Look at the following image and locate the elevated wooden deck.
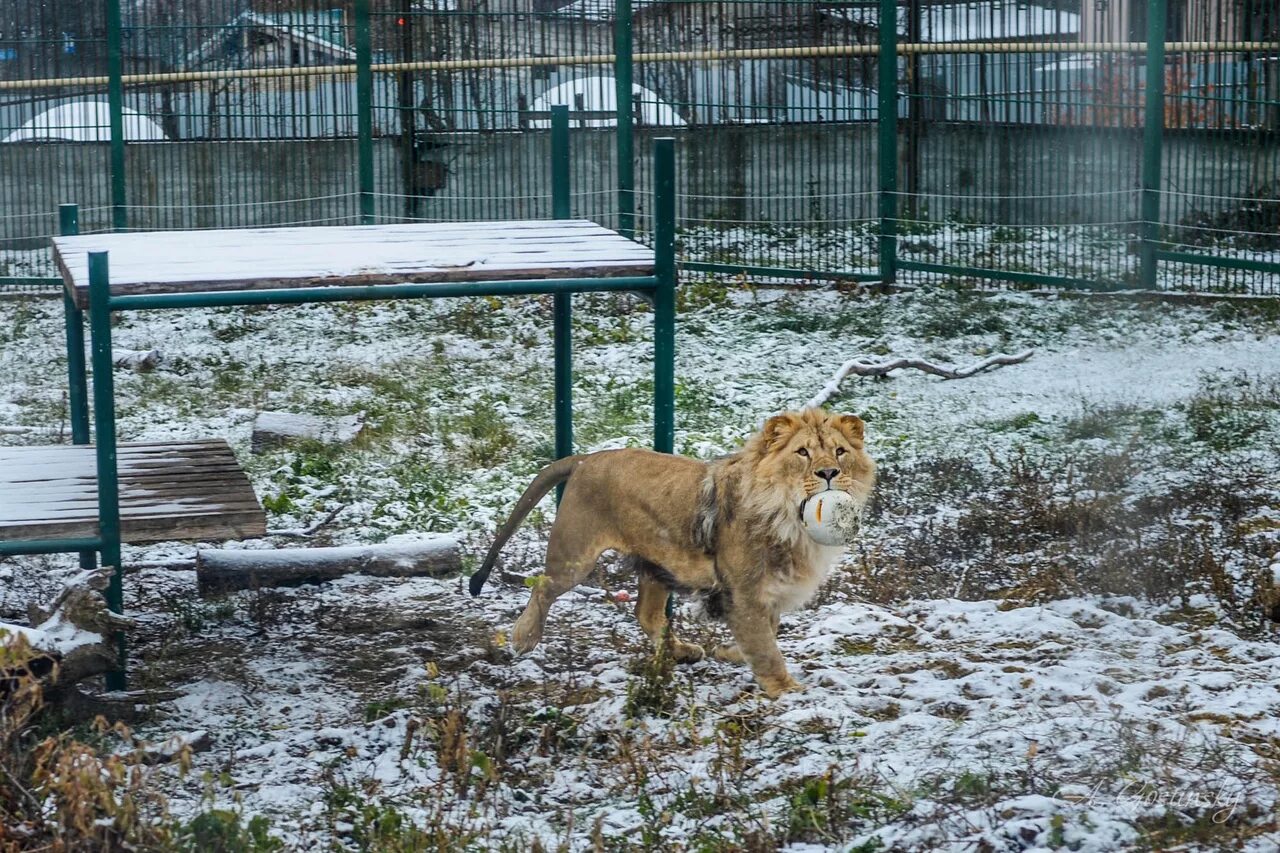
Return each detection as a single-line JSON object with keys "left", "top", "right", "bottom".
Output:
{"left": 52, "top": 220, "right": 655, "bottom": 306}
{"left": 0, "top": 440, "right": 266, "bottom": 544}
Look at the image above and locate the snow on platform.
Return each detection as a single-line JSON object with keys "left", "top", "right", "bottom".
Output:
{"left": 52, "top": 220, "right": 655, "bottom": 305}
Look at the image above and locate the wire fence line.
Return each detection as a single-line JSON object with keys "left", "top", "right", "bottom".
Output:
{"left": 0, "top": 0, "right": 1277, "bottom": 296}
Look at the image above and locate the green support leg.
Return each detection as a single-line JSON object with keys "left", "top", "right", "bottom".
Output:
{"left": 653, "top": 138, "right": 677, "bottom": 621}
{"left": 652, "top": 138, "right": 676, "bottom": 457}
{"left": 551, "top": 106, "right": 574, "bottom": 501}
{"left": 60, "top": 203, "right": 96, "bottom": 574}
{"left": 88, "top": 252, "right": 125, "bottom": 690}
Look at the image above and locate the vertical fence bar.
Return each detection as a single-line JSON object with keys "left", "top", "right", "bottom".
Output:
{"left": 652, "top": 137, "right": 675, "bottom": 456}
{"left": 88, "top": 252, "right": 125, "bottom": 690}
{"left": 105, "top": 0, "right": 127, "bottom": 231}
{"left": 614, "top": 0, "right": 635, "bottom": 238}
{"left": 1140, "top": 0, "right": 1167, "bottom": 290}
{"left": 877, "top": 0, "right": 898, "bottom": 286}
{"left": 61, "top": 204, "right": 96, "bottom": 576}
{"left": 552, "top": 106, "right": 573, "bottom": 501}
{"left": 355, "top": 0, "right": 375, "bottom": 224}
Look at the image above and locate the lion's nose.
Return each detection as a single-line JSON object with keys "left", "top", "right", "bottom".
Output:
{"left": 816, "top": 467, "right": 839, "bottom": 484}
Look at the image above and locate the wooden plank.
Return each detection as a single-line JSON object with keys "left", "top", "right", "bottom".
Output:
{"left": 53, "top": 220, "right": 656, "bottom": 304}
{"left": 0, "top": 440, "right": 266, "bottom": 545}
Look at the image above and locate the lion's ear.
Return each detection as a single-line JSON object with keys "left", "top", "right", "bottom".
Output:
{"left": 832, "top": 413, "right": 865, "bottom": 444}
{"left": 762, "top": 412, "right": 802, "bottom": 449}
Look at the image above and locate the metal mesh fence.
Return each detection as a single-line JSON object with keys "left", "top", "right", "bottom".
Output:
{"left": 0, "top": 0, "right": 1277, "bottom": 296}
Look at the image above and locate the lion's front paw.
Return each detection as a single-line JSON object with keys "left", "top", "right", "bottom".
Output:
{"left": 511, "top": 615, "right": 543, "bottom": 655}
{"left": 712, "top": 643, "right": 746, "bottom": 664}
{"left": 758, "top": 673, "right": 802, "bottom": 699}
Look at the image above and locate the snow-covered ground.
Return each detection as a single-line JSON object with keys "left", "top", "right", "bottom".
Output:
{"left": 2, "top": 283, "right": 1280, "bottom": 850}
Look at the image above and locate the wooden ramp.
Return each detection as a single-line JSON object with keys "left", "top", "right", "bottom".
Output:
{"left": 0, "top": 440, "right": 266, "bottom": 544}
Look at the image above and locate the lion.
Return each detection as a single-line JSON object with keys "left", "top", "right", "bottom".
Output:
{"left": 468, "top": 408, "right": 876, "bottom": 697}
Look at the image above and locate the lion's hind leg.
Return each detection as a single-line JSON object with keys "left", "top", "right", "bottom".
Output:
{"left": 635, "top": 565, "right": 705, "bottom": 663}
{"left": 511, "top": 524, "right": 603, "bottom": 655}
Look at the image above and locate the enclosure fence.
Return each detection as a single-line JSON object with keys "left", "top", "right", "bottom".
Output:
{"left": 1, "top": 0, "right": 1277, "bottom": 295}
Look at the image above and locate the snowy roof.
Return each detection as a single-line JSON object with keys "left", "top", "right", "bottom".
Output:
{"left": 184, "top": 10, "right": 355, "bottom": 69}
{"left": 547, "top": 0, "right": 668, "bottom": 22}
{"left": 2, "top": 101, "right": 168, "bottom": 143}
{"left": 824, "top": 2, "right": 1079, "bottom": 42}
{"left": 529, "top": 76, "right": 686, "bottom": 128}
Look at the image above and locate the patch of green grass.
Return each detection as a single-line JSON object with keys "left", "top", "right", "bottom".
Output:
{"left": 1181, "top": 374, "right": 1279, "bottom": 452}
{"left": 363, "top": 698, "right": 409, "bottom": 722}
{"left": 372, "top": 454, "right": 471, "bottom": 536}
{"left": 624, "top": 630, "right": 678, "bottom": 719}
{"left": 177, "top": 810, "right": 283, "bottom": 852}
{"left": 1062, "top": 402, "right": 1158, "bottom": 442}
{"left": 678, "top": 277, "right": 733, "bottom": 312}
{"left": 578, "top": 377, "right": 651, "bottom": 448}
{"left": 986, "top": 411, "right": 1043, "bottom": 433}
{"left": 438, "top": 397, "right": 520, "bottom": 466}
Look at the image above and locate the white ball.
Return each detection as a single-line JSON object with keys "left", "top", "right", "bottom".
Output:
{"left": 800, "top": 489, "right": 862, "bottom": 546}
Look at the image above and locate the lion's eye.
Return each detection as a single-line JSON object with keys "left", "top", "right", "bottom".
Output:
{"left": 796, "top": 448, "right": 809, "bottom": 458}
{"left": 836, "top": 447, "right": 847, "bottom": 457}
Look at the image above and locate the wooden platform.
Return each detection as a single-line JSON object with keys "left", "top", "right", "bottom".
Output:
{"left": 0, "top": 440, "right": 266, "bottom": 544}
{"left": 52, "top": 220, "right": 655, "bottom": 306}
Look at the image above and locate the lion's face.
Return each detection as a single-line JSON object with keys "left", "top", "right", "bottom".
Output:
{"left": 748, "top": 408, "right": 876, "bottom": 506}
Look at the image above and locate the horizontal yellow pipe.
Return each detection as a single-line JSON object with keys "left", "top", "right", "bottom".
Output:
{"left": 0, "top": 41, "right": 1276, "bottom": 92}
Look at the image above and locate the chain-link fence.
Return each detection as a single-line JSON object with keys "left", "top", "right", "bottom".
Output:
{"left": 1, "top": 1, "right": 1277, "bottom": 295}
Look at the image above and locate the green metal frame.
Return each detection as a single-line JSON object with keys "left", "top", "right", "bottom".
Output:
{"left": 877, "top": 0, "right": 899, "bottom": 288}
{"left": 552, "top": 107, "right": 574, "bottom": 501}
{"left": 1154, "top": 251, "right": 1280, "bottom": 276}
{"left": 105, "top": 0, "right": 127, "bottom": 232}
{"left": 614, "top": 0, "right": 635, "bottom": 239}
{"left": 1139, "top": 0, "right": 1168, "bottom": 290}
{"left": 355, "top": 0, "right": 375, "bottom": 225}
{"left": 9, "top": 137, "right": 679, "bottom": 688}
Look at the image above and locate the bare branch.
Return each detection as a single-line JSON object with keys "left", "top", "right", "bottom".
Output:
{"left": 807, "top": 349, "right": 1035, "bottom": 409}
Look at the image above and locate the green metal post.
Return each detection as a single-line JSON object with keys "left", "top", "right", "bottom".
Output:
{"left": 355, "top": 0, "right": 375, "bottom": 224}
{"left": 88, "top": 252, "right": 125, "bottom": 691}
{"left": 552, "top": 107, "right": 573, "bottom": 500}
{"left": 105, "top": 0, "right": 127, "bottom": 231}
{"left": 1140, "top": 0, "right": 1167, "bottom": 290}
{"left": 614, "top": 0, "right": 635, "bottom": 238}
{"left": 61, "top": 204, "right": 96, "bottom": 575}
{"left": 653, "top": 137, "right": 676, "bottom": 457}
{"left": 60, "top": 205, "right": 90, "bottom": 446}
{"left": 877, "top": 0, "right": 898, "bottom": 286}
{"left": 654, "top": 136, "right": 677, "bottom": 620}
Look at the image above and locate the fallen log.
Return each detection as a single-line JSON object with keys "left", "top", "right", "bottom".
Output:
{"left": 113, "top": 348, "right": 163, "bottom": 373}
{"left": 196, "top": 537, "right": 462, "bottom": 594}
{"left": 251, "top": 410, "right": 365, "bottom": 453}
{"left": 1, "top": 567, "right": 134, "bottom": 717}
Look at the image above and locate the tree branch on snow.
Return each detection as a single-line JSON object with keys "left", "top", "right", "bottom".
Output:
{"left": 266, "top": 503, "right": 348, "bottom": 539}
{"left": 806, "top": 349, "right": 1035, "bottom": 409}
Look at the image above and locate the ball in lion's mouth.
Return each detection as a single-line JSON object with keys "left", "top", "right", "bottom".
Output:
{"left": 800, "top": 489, "right": 862, "bottom": 546}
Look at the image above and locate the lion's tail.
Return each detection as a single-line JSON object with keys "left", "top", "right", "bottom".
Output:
{"left": 469, "top": 455, "right": 585, "bottom": 596}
